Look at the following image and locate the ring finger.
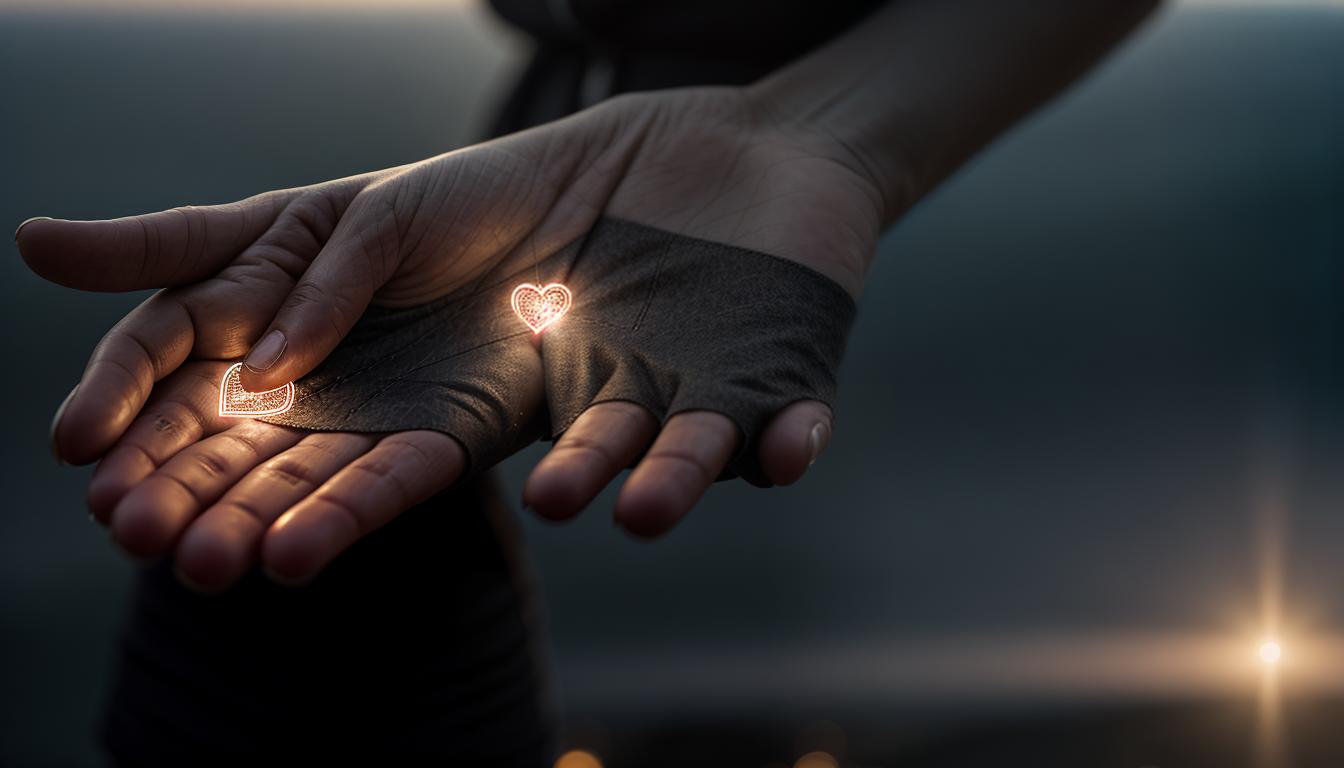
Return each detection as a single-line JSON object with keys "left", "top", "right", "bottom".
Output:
{"left": 174, "top": 431, "right": 379, "bottom": 592}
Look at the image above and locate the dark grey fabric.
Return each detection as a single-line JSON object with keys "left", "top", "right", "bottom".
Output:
{"left": 104, "top": 476, "right": 555, "bottom": 766}
{"left": 263, "top": 218, "right": 855, "bottom": 481}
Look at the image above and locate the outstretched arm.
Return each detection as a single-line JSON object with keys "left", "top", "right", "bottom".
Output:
{"left": 754, "top": 0, "right": 1162, "bottom": 230}
{"left": 17, "top": 1, "right": 1160, "bottom": 589}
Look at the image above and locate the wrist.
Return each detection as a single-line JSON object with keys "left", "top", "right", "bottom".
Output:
{"left": 743, "top": 79, "right": 913, "bottom": 229}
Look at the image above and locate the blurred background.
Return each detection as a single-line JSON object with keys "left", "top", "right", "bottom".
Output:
{"left": 2, "top": 0, "right": 1342, "bottom": 765}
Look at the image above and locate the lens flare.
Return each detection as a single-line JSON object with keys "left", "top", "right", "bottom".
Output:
{"left": 1258, "top": 641, "right": 1282, "bottom": 665}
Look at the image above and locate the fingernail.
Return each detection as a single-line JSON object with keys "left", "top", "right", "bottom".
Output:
{"left": 264, "top": 566, "right": 315, "bottom": 589}
{"left": 807, "top": 421, "right": 831, "bottom": 466}
{"left": 173, "top": 567, "right": 218, "bottom": 595}
{"left": 50, "top": 384, "right": 78, "bottom": 465}
{"left": 14, "top": 215, "right": 52, "bottom": 243}
{"left": 244, "top": 330, "right": 286, "bottom": 373}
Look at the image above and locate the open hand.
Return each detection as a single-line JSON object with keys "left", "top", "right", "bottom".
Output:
{"left": 20, "top": 87, "right": 884, "bottom": 588}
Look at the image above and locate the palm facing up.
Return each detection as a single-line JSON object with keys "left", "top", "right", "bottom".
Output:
{"left": 20, "top": 87, "right": 883, "bottom": 590}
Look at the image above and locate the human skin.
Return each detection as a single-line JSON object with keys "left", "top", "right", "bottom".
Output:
{"left": 17, "top": 0, "right": 1159, "bottom": 590}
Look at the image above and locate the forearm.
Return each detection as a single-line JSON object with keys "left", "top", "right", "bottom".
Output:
{"left": 751, "top": 0, "right": 1162, "bottom": 225}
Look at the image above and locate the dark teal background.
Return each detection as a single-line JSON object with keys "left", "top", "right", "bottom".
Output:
{"left": 2, "top": 4, "right": 1341, "bottom": 764}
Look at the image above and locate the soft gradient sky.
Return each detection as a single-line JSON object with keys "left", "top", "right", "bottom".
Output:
{"left": 0, "top": 0, "right": 1339, "bottom": 10}
{"left": 0, "top": 0, "right": 475, "bottom": 10}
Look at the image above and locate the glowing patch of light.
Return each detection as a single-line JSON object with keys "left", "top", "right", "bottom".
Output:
{"left": 553, "top": 749, "right": 602, "bottom": 768}
{"left": 511, "top": 282, "right": 572, "bottom": 334}
{"left": 218, "top": 362, "right": 295, "bottom": 417}
{"left": 794, "top": 752, "right": 839, "bottom": 768}
{"left": 1258, "top": 641, "right": 1282, "bottom": 665}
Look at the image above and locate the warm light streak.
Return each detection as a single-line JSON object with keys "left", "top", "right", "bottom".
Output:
{"left": 1249, "top": 443, "right": 1291, "bottom": 768}
{"left": 511, "top": 282, "right": 572, "bottom": 334}
{"left": 560, "top": 632, "right": 1344, "bottom": 709}
{"left": 218, "top": 362, "right": 295, "bottom": 417}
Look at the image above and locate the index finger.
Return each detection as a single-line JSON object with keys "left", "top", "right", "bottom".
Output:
{"left": 16, "top": 190, "right": 297, "bottom": 292}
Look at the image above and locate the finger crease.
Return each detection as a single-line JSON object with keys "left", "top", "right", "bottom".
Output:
{"left": 644, "top": 449, "right": 715, "bottom": 486}
{"left": 311, "top": 492, "right": 367, "bottom": 539}
{"left": 553, "top": 440, "right": 621, "bottom": 475}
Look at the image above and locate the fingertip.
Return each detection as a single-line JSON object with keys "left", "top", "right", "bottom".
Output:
{"left": 173, "top": 565, "right": 223, "bottom": 595}
{"left": 246, "top": 263, "right": 381, "bottom": 392}
{"left": 13, "top": 215, "right": 53, "bottom": 242}
{"left": 807, "top": 421, "right": 832, "bottom": 465}
{"left": 612, "top": 485, "right": 680, "bottom": 539}
{"left": 175, "top": 523, "right": 247, "bottom": 594}
{"left": 56, "top": 387, "right": 139, "bottom": 466}
{"left": 610, "top": 410, "right": 736, "bottom": 537}
{"left": 521, "top": 466, "right": 586, "bottom": 522}
{"left": 260, "top": 516, "right": 316, "bottom": 586}
{"left": 49, "top": 384, "right": 78, "bottom": 466}
{"left": 13, "top": 216, "right": 59, "bottom": 272}
{"left": 87, "top": 446, "right": 157, "bottom": 523}
{"left": 260, "top": 507, "right": 346, "bottom": 587}
{"left": 758, "top": 401, "right": 833, "bottom": 486}
{"left": 524, "top": 401, "right": 660, "bottom": 523}
{"left": 109, "top": 471, "right": 204, "bottom": 560}
{"left": 238, "top": 329, "right": 290, "bottom": 391}
{"left": 14, "top": 218, "right": 125, "bottom": 290}
{"left": 109, "top": 498, "right": 177, "bottom": 561}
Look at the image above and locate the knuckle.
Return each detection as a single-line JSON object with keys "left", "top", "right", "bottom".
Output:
{"left": 262, "top": 458, "right": 317, "bottom": 487}
{"left": 190, "top": 450, "right": 231, "bottom": 478}
{"left": 644, "top": 449, "right": 713, "bottom": 485}
{"left": 282, "top": 279, "right": 333, "bottom": 309}
{"left": 352, "top": 458, "right": 394, "bottom": 479}
{"left": 283, "top": 280, "right": 357, "bottom": 338}
{"left": 146, "top": 401, "right": 205, "bottom": 438}
{"left": 595, "top": 400, "right": 655, "bottom": 428}
{"left": 312, "top": 492, "right": 366, "bottom": 537}
{"left": 215, "top": 430, "right": 262, "bottom": 458}
{"left": 350, "top": 459, "right": 412, "bottom": 508}
{"left": 218, "top": 497, "right": 268, "bottom": 526}
{"left": 554, "top": 436, "right": 621, "bottom": 474}
{"left": 379, "top": 436, "right": 438, "bottom": 467}
{"left": 287, "top": 190, "right": 344, "bottom": 245}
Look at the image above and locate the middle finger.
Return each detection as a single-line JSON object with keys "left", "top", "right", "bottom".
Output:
{"left": 174, "top": 431, "right": 378, "bottom": 591}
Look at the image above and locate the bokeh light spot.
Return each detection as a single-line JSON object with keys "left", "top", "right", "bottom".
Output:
{"left": 554, "top": 748, "right": 603, "bottom": 768}
{"left": 794, "top": 751, "right": 839, "bottom": 768}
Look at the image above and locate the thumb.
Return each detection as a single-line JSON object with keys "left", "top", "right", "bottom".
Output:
{"left": 236, "top": 193, "right": 394, "bottom": 392}
{"left": 14, "top": 189, "right": 301, "bottom": 292}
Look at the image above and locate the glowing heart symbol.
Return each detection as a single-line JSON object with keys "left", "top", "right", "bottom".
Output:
{"left": 218, "top": 362, "right": 295, "bottom": 418}
{"left": 511, "top": 282, "right": 572, "bottom": 334}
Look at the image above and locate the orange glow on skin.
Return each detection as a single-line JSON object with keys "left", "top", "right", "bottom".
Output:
{"left": 218, "top": 362, "right": 296, "bottom": 417}
{"left": 512, "top": 282, "right": 572, "bottom": 334}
